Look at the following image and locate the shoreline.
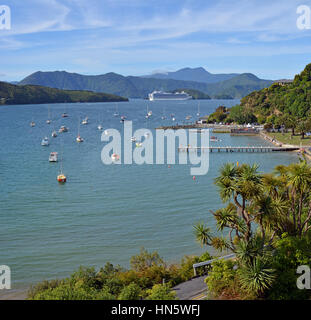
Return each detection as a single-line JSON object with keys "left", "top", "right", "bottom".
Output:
{"left": 260, "top": 131, "right": 311, "bottom": 159}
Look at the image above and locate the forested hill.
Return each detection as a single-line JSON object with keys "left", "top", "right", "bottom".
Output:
{"left": 0, "top": 81, "right": 128, "bottom": 105}
{"left": 19, "top": 70, "right": 272, "bottom": 99}
{"left": 237, "top": 63, "right": 311, "bottom": 123}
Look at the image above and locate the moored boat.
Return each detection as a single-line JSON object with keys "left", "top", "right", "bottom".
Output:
{"left": 41, "top": 137, "right": 49, "bottom": 146}
{"left": 59, "top": 126, "right": 68, "bottom": 133}
{"left": 49, "top": 152, "right": 58, "bottom": 162}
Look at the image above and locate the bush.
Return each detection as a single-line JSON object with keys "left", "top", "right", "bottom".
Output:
{"left": 268, "top": 235, "right": 311, "bottom": 300}
{"left": 145, "top": 284, "right": 177, "bottom": 300}
{"left": 118, "top": 283, "right": 142, "bottom": 300}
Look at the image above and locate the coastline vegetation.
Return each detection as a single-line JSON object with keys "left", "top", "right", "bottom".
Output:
{"left": 205, "top": 63, "right": 311, "bottom": 145}
{"left": 195, "top": 159, "right": 311, "bottom": 300}
{"left": 27, "top": 248, "right": 212, "bottom": 300}
{"left": 0, "top": 81, "right": 128, "bottom": 105}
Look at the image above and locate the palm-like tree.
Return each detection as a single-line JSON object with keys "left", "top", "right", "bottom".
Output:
{"left": 238, "top": 256, "right": 276, "bottom": 297}
{"left": 193, "top": 223, "right": 213, "bottom": 247}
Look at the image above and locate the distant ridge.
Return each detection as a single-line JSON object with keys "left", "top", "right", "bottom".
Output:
{"left": 19, "top": 70, "right": 273, "bottom": 99}
{"left": 142, "top": 67, "right": 239, "bottom": 83}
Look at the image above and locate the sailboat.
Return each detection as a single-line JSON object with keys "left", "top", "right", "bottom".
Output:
{"left": 30, "top": 115, "right": 35, "bottom": 127}
{"left": 161, "top": 107, "right": 166, "bottom": 120}
{"left": 97, "top": 115, "right": 103, "bottom": 130}
{"left": 57, "top": 143, "right": 66, "bottom": 183}
{"left": 81, "top": 117, "right": 88, "bottom": 125}
{"left": 62, "top": 109, "right": 68, "bottom": 118}
{"left": 51, "top": 130, "right": 57, "bottom": 138}
{"left": 41, "top": 137, "right": 49, "bottom": 146}
{"left": 114, "top": 104, "right": 119, "bottom": 117}
{"left": 76, "top": 117, "right": 84, "bottom": 142}
{"left": 46, "top": 106, "right": 51, "bottom": 124}
{"left": 145, "top": 105, "right": 152, "bottom": 119}
{"left": 197, "top": 102, "right": 200, "bottom": 117}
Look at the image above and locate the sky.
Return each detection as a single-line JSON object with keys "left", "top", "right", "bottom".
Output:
{"left": 1, "top": 0, "right": 311, "bottom": 81}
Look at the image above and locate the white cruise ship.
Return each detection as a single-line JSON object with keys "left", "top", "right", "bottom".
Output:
{"left": 148, "top": 90, "right": 192, "bottom": 101}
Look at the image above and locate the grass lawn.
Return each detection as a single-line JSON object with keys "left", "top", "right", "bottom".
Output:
{"left": 266, "top": 132, "right": 311, "bottom": 146}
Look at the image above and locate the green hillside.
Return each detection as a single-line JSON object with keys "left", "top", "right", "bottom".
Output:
{"left": 0, "top": 81, "right": 128, "bottom": 105}
{"left": 19, "top": 71, "right": 272, "bottom": 99}
{"left": 207, "top": 63, "right": 311, "bottom": 139}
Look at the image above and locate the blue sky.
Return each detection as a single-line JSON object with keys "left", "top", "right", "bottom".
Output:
{"left": 1, "top": 0, "right": 311, "bottom": 81}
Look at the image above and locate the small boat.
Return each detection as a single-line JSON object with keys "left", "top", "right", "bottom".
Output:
{"left": 57, "top": 174, "right": 66, "bottom": 183}
{"left": 186, "top": 115, "right": 192, "bottom": 120}
{"left": 111, "top": 153, "right": 120, "bottom": 162}
{"left": 131, "top": 137, "right": 137, "bottom": 142}
{"left": 81, "top": 117, "right": 88, "bottom": 125}
{"left": 59, "top": 126, "right": 68, "bottom": 133}
{"left": 120, "top": 115, "right": 126, "bottom": 123}
{"left": 76, "top": 117, "right": 84, "bottom": 142}
{"left": 46, "top": 106, "right": 51, "bottom": 124}
{"left": 144, "top": 132, "right": 150, "bottom": 138}
{"left": 210, "top": 136, "right": 221, "bottom": 142}
{"left": 197, "top": 102, "right": 200, "bottom": 117}
{"left": 104, "top": 130, "right": 109, "bottom": 135}
{"left": 98, "top": 125, "right": 103, "bottom": 131}
{"left": 52, "top": 131, "right": 57, "bottom": 138}
{"left": 41, "top": 137, "right": 49, "bottom": 146}
{"left": 161, "top": 116, "right": 166, "bottom": 120}
{"left": 62, "top": 112, "right": 68, "bottom": 118}
{"left": 172, "top": 117, "right": 176, "bottom": 122}
{"left": 30, "top": 121, "right": 35, "bottom": 127}
{"left": 136, "top": 142, "right": 142, "bottom": 147}
{"left": 49, "top": 152, "right": 58, "bottom": 162}
{"left": 145, "top": 105, "right": 152, "bottom": 118}
{"left": 114, "top": 104, "right": 119, "bottom": 117}
{"left": 57, "top": 149, "right": 66, "bottom": 183}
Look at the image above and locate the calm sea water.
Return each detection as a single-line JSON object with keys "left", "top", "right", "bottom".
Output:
{"left": 0, "top": 99, "right": 298, "bottom": 294}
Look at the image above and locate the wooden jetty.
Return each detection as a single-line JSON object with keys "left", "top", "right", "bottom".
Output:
{"left": 178, "top": 146, "right": 300, "bottom": 153}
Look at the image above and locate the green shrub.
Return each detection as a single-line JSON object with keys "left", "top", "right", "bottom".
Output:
{"left": 145, "top": 284, "right": 177, "bottom": 300}
{"left": 118, "top": 283, "right": 142, "bottom": 300}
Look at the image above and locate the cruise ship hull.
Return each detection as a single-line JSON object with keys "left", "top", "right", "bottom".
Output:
{"left": 148, "top": 91, "right": 192, "bottom": 101}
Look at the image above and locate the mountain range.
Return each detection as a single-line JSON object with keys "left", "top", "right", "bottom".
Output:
{"left": 143, "top": 67, "right": 239, "bottom": 83}
{"left": 19, "top": 67, "right": 273, "bottom": 99}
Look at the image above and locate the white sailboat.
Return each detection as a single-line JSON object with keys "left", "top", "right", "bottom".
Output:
{"left": 46, "top": 106, "right": 51, "bottom": 124}
{"left": 76, "top": 117, "right": 84, "bottom": 142}
{"left": 197, "top": 102, "right": 200, "bottom": 117}
{"left": 81, "top": 117, "right": 88, "bottom": 125}
{"left": 114, "top": 104, "right": 119, "bottom": 117}
{"left": 145, "top": 105, "right": 152, "bottom": 119}
{"left": 161, "top": 107, "right": 166, "bottom": 120}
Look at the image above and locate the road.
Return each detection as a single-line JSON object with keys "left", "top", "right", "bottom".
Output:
{"left": 173, "top": 276, "right": 208, "bottom": 300}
